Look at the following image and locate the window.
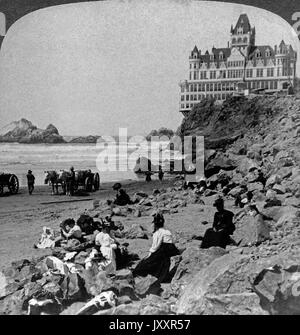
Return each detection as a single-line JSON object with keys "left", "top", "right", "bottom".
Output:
{"left": 186, "top": 95, "right": 189, "bottom": 101}
{"left": 243, "top": 37, "right": 247, "bottom": 43}
{"left": 232, "top": 38, "right": 236, "bottom": 44}
{"left": 200, "top": 71, "right": 207, "bottom": 79}
{"left": 219, "top": 52, "right": 224, "bottom": 60}
{"left": 256, "top": 50, "right": 262, "bottom": 58}
{"left": 210, "top": 71, "right": 216, "bottom": 79}
{"left": 246, "top": 69, "right": 253, "bottom": 78}
{"left": 219, "top": 70, "right": 226, "bottom": 78}
{"left": 256, "top": 69, "right": 263, "bottom": 77}
{"left": 181, "top": 95, "right": 184, "bottom": 101}
{"left": 238, "top": 37, "right": 242, "bottom": 43}
{"left": 267, "top": 68, "right": 274, "bottom": 77}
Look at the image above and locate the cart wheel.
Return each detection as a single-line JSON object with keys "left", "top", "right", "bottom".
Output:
{"left": 85, "top": 177, "right": 93, "bottom": 192}
{"left": 8, "top": 174, "right": 19, "bottom": 195}
{"left": 0, "top": 184, "right": 3, "bottom": 196}
{"left": 93, "top": 173, "right": 100, "bottom": 191}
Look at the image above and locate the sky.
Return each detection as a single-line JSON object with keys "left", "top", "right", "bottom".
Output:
{"left": 0, "top": 0, "right": 298, "bottom": 136}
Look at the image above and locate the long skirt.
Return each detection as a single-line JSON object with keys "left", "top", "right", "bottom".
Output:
{"left": 201, "top": 228, "right": 231, "bottom": 249}
{"left": 132, "top": 243, "right": 179, "bottom": 282}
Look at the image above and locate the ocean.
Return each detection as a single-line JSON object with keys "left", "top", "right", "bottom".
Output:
{"left": 0, "top": 141, "right": 179, "bottom": 187}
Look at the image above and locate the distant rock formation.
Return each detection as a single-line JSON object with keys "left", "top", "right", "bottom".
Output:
{"left": 68, "top": 135, "right": 101, "bottom": 144}
{"left": 146, "top": 127, "right": 174, "bottom": 141}
{"left": 0, "top": 118, "right": 65, "bottom": 143}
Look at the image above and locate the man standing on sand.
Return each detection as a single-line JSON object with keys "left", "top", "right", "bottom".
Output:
{"left": 26, "top": 170, "right": 35, "bottom": 195}
{"left": 69, "top": 166, "right": 76, "bottom": 196}
{"left": 158, "top": 165, "right": 164, "bottom": 182}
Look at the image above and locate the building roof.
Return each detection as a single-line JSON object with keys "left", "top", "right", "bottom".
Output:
{"left": 232, "top": 14, "right": 252, "bottom": 34}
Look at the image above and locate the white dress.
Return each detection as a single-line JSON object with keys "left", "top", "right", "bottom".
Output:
{"left": 95, "top": 232, "right": 117, "bottom": 274}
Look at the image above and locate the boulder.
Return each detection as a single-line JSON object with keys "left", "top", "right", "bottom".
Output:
{"left": 176, "top": 249, "right": 300, "bottom": 315}
{"left": 252, "top": 264, "right": 300, "bottom": 314}
{"left": 171, "top": 246, "right": 227, "bottom": 295}
{"left": 233, "top": 214, "right": 271, "bottom": 247}
{"left": 247, "top": 182, "right": 264, "bottom": 192}
{"left": 134, "top": 275, "right": 160, "bottom": 297}
{"left": 272, "top": 184, "right": 286, "bottom": 195}
{"left": 81, "top": 269, "right": 115, "bottom": 297}
{"left": 266, "top": 175, "right": 282, "bottom": 188}
{"left": 60, "top": 273, "right": 87, "bottom": 302}
{"left": 123, "top": 224, "right": 149, "bottom": 240}
{"left": 237, "top": 158, "right": 260, "bottom": 176}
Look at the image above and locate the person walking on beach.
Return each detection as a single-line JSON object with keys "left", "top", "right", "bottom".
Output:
{"left": 158, "top": 165, "right": 164, "bottom": 182}
{"left": 26, "top": 170, "right": 35, "bottom": 195}
{"left": 68, "top": 166, "right": 76, "bottom": 196}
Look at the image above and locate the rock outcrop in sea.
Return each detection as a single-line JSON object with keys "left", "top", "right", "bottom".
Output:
{"left": 0, "top": 119, "right": 66, "bottom": 144}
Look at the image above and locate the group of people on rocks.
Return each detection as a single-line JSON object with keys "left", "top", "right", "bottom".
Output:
{"left": 50, "top": 176, "right": 245, "bottom": 284}
{"left": 33, "top": 165, "right": 264, "bottom": 285}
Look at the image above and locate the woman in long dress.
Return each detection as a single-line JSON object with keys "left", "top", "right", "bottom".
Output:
{"left": 132, "top": 212, "right": 179, "bottom": 283}
{"left": 95, "top": 220, "right": 118, "bottom": 274}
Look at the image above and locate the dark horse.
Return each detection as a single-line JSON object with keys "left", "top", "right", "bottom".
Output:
{"left": 44, "top": 170, "right": 68, "bottom": 195}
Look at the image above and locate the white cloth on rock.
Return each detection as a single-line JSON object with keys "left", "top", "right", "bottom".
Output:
{"left": 36, "top": 227, "right": 55, "bottom": 249}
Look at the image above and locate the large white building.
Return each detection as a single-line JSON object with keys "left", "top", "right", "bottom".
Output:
{"left": 179, "top": 14, "right": 297, "bottom": 116}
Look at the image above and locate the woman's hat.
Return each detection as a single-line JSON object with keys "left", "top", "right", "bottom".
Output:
{"left": 28, "top": 170, "right": 32, "bottom": 173}
{"left": 112, "top": 182, "right": 122, "bottom": 191}
{"left": 213, "top": 197, "right": 224, "bottom": 207}
{"left": 152, "top": 212, "right": 164, "bottom": 225}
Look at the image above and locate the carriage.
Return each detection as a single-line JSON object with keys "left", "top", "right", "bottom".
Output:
{"left": 0, "top": 173, "right": 19, "bottom": 195}
{"left": 74, "top": 170, "right": 100, "bottom": 192}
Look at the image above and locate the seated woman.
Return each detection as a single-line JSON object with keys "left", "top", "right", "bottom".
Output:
{"left": 114, "top": 188, "right": 132, "bottom": 206}
{"left": 95, "top": 219, "right": 118, "bottom": 274}
{"left": 132, "top": 212, "right": 179, "bottom": 283}
{"left": 55, "top": 219, "right": 83, "bottom": 246}
{"left": 201, "top": 197, "right": 235, "bottom": 249}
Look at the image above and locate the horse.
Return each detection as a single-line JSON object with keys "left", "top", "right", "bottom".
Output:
{"left": 57, "top": 170, "right": 74, "bottom": 196}
{"left": 44, "top": 170, "right": 66, "bottom": 195}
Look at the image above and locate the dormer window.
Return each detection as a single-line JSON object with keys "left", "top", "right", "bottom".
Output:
{"left": 237, "top": 27, "right": 243, "bottom": 34}
{"left": 265, "top": 49, "right": 270, "bottom": 57}
{"left": 232, "top": 38, "right": 236, "bottom": 44}
{"left": 255, "top": 50, "right": 261, "bottom": 58}
{"left": 243, "top": 37, "right": 247, "bottom": 43}
{"left": 219, "top": 52, "right": 224, "bottom": 60}
{"left": 210, "top": 54, "right": 214, "bottom": 61}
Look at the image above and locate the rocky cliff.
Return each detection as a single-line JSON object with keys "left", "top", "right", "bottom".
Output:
{"left": 0, "top": 119, "right": 66, "bottom": 144}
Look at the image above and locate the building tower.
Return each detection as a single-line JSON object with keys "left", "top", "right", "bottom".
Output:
{"left": 230, "top": 13, "right": 255, "bottom": 56}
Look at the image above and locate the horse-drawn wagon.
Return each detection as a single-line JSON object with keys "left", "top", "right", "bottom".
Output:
{"left": 44, "top": 169, "right": 100, "bottom": 194}
{"left": 0, "top": 173, "right": 19, "bottom": 195}
{"left": 73, "top": 170, "right": 100, "bottom": 192}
